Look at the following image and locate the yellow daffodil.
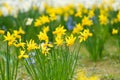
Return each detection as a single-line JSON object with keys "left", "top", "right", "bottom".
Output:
{"left": 41, "top": 42, "right": 53, "bottom": 55}
{"left": 27, "top": 39, "right": 39, "bottom": 51}
{"left": 14, "top": 39, "right": 25, "bottom": 48}
{"left": 88, "top": 10, "right": 95, "bottom": 18}
{"left": 38, "top": 31, "right": 49, "bottom": 42}
{"left": 65, "top": 34, "right": 76, "bottom": 46}
{"left": 0, "top": 10, "right": 2, "bottom": 16}
{"left": 13, "top": 30, "right": 21, "bottom": 39}
{"left": 34, "top": 19, "right": 42, "bottom": 27}
{"left": 82, "top": 16, "right": 93, "bottom": 27}
{"left": 75, "top": 10, "right": 82, "bottom": 18}
{"left": 117, "top": 10, "right": 120, "bottom": 21}
{"left": 72, "top": 23, "right": 83, "bottom": 34}
{"left": 99, "top": 14, "right": 108, "bottom": 25}
{"left": 49, "top": 13, "right": 57, "bottom": 21}
{"left": 4, "top": 32, "right": 15, "bottom": 46}
{"left": 42, "top": 26, "right": 49, "bottom": 33}
{"left": 54, "top": 37, "right": 63, "bottom": 46}
{"left": 53, "top": 25, "right": 66, "bottom": 37}
{"left": 40, "top": 15, "right": 50, "bottom": 24}
{"left": 18, "top": 50, "right": 28, "bottom": 59}
{"left": 18, "top": 27, "right": 25, "bottom": 34}
{"left": 112, "top": 28, "right": 118, "bottom": 35}
{"left": 79, "top": 29, "right": 93, "bottom": 43}
{"left": 0, "top": 30, "right": 5, "bottom": 34}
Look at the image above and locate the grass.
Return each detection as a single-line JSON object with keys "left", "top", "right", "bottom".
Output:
{"left": 76, "top": 37, "right": 120, "bottom": 80}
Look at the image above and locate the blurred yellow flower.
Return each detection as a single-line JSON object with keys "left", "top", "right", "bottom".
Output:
{"left": 18, "top": 50, "right": 28, "bottom": 59}
{"left": 18, "top": 27, "right": 25, "bottom": 34}
{"left": 49, "top": 13, "right": 57, "bottom": 21}
{"left": 88, "top": 10, "right": 95, "bottom": 18}
{"left": 13, "top": 30, "right": 21, "bottom": 39}
{"left": 0, "top": 10, "right": 2, "bottom": 16}
{"left": 72, "top": 23, "right": 83, "bottom": 34}
{"left": 40, "top": 15, "right": 50, "bottom": 24}
{"left": 79, "top": 29, "right": 93, "bottom": 43}
{"left": 4, "top": 32, "right": 15, "bottom": 46}
{"left": 54, "top": 37, "right": 63, "bottom": 46}
{"left": 65, "top": 34, "right": 76, "bottom": 46}
{"left": 82, "top": 16, "right": 93, "bottom": 27}
{"left": 76, "top": 70, "right": 100, "bottom": 80}
{"left": 117, "top": 10, "right": 120, "bottom": 21}
{"left": 53, "top": 25, "right": 66, "bottom": 37}
{"left": 75, "top": 10, "right": 82, "bottom": 18}
{"left": 34, "top": 19, "right": 42, "bottom": 27}
{"left": 38, "top": 31, "right": 48, "bottom": 42}
{"left": 27, "top": 39, "right": 39, "bottom": 51}
{"left": 42, "top": 26, "right": 49, "bottom": 33}
{"left": 41, "top": 42, "right": 53, "bottom": 55}
{"left": 14, "top": 39, "right": 25, "bottom": 48}
{"left": 0, "top": 30, "right": 5, "bottom": 34}
{"left": 112, "top": 28, "right": 118, "bottom": 35}
{"left": 99, "top": 14, "right": 108, "bottom": 25}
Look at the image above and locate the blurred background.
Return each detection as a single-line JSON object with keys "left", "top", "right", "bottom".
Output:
{"left": 0, "top": 0, "right": 120, "bottom": 16}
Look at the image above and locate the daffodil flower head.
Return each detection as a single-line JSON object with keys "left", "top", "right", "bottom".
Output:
{"left": 18, "top": 49, "right": 28, "bottom": 59}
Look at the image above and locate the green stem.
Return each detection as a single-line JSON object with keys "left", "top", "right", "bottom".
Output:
{"left": 6, "top": 42, "right": 10, "bottom": 80}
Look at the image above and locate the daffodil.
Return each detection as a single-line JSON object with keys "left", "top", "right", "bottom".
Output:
{"left": 38, "top": 31, "right": 49, "bottom": 42}
{"left": 75, "top": 10, "right": 82, "bottom": 18}
{"left": 0, "top": 10, "right": 2, "bottom": 16}
{"left": 82, "top": 16, "right": 93, "bottom": 27}
{"left": 13, "top": 30, "right": 21, "bottom": 39}
{"left": 34, "top": 19, "right": 42, "bottom": 27}
{"left": 54, "top": 37, "right": 63, "bottom": 46}
{"left": 112, "top": 28, "right": 118, "bottom": 35}
{"left": 88, "top": 10, "right": 95, "bottom": 18}
{"left": 14, "top": 39, "right": 25, "bottom": 48}
{"left": 18, "top": 50, "right": 28, "bottom": 59}
{"left": 117, "top": 10, "right": 120, "bottom": 21}
{"left": 79, "top": 29, "right": 93, "bottom": 43}
{"left": 49, "top": 13, "right": 57, "bottom": 21}
{"left": 99, "top": 14, "right": 108, "bottom": 25}
{"left": 4, "top": 32, "right": 15, "bottom": 46}
{"left": 72, "top": 23, "right": 83, "bottom": 34}
{"left": 18, "top": 27, "right": 25, "bottom": 34}
{"left": 40, "top": 15, "right": 50, "bottom": 24}
{"left": 27, "top": 39, "right": 40, "bottom": 51}
{"left": 65, "top": 34, "right": 76, "bottom": 46}
{"left": 53, "top": 25, "right": 66, "bottom": 37}
{"left": 0, "top": 30, "right": 5, "bottom": 34}
{"left": 41, "top": 42, "right": 53, "bottom": 55}
{"left": 42, "top": 26, "right": 49, "bottom": 33}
